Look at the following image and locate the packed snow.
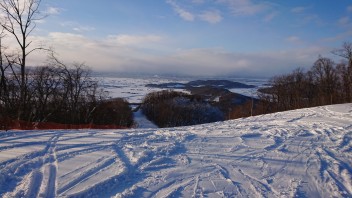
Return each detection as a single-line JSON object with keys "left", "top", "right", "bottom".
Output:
{"left": 133, "top": 108, "right": 158, "bottom": 129}
{"left": 0, "top": 104, "right": 352, "bottom": 197}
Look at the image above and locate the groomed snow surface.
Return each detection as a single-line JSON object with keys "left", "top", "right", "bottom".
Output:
{"left": 0, "top": 104, "right": 352, "bottom": 197}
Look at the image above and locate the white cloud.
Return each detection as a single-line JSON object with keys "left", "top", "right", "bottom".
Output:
{"left": 60, "top": 21, "right": 76, "bottom": 27}
{"left": 263, "top": 12, "right": 277, "bottom": 22}
{"left": 192, "top": 0, "right": 205, "bottom": 4}
{"left": 73, "top": 26, "right": 96, "bottom": 32}
{"left": 217, "top": 0, "right": 269, "bottom": 16}
{"left": 45, "top": 7, "right": 61, "bottom": 15}
{"left": 347, "top": 5, "right": 352, "bottom": 12}
{"left": 166, "top": 1, "right": 223, "bottom": 24}
{"left": 300, "top": 14, "right": 321, "bottom": 26}
{"left": 153, "top": 47, "right": 328, "bottom": 76}
{"left": 60, "top": 21, "right": 96, "bottom": 32}
{"left": 25, "top": 32, "right": 329, "bottom": 77}
{"left": 199, "top": 10, "right": 223, "bottom": 24}
{"left": 322, "top": 30, "right": 352, "bottom": 43}
{"left": 291, "top": 6, "right": 307, "bottom": 13}
{"left": 107, "top": 34, "right": 164, "bottom": 46}
{"left": 338, "top": 16, "right": 350, "bottom": 26}
{"left": 166, "top": 0, "right": 195, "bottom": 21}
{"left": 46, "top": 32, "right": 88, "bottom": 48}
{"left": 286, "top": 36, "right": 301, "bottom": 43}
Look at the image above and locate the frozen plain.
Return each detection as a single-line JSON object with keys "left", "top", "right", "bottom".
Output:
{"left": 98, "top": 76, "right": 267, "bottom": 103}
{"left": 0, "top": 104, "right": 351, "bottom": 197}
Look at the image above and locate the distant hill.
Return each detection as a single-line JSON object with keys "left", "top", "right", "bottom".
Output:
{"left": 187, "top": 80, "right": 256, "bottom": 89}
{"left": 146, "top": 79, "right": 256, "bottom": 89}
{"left": 146, "top": 80, "right": 258, "bottom": 116}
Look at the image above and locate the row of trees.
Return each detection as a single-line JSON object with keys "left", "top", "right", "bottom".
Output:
{"left": 0, "top": 0, "right": 44, "bottom": 121}
{"left": 0, "top": 55, "right": 134, "bottom": 128}
{"left": 260, "top": 42, "right": 352, "bottom": 112}
{"left": 142, "top": 42, "right": 352, "bottom": 125}
{"left": 0, "top": 0, "right": 134, "bottom": 129}
{"left": 1, "top": 58, "right": 97, "bottom": 124}
{"left": 141, "top": 90, "right": 224, "bottom": 128}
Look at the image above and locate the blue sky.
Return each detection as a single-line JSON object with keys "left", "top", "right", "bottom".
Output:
{"left": 26, "top": 0, "right": 352, "bottom": 77}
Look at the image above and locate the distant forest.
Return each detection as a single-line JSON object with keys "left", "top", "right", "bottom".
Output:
{"left": 141, "top": 42, "right": 352, "bottom": 127}
{"left": 258, "top": 42, "right": 352, "bottom": 113}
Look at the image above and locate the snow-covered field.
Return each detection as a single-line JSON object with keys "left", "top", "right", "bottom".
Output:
{"left": 0, "top": 104, "right": 351, "bottom": 197}
{"left": 98, "top": 76, "right": 267, "bottom": 103}
{"left": 98, "top": 76, "right": 189, "bottom": 103}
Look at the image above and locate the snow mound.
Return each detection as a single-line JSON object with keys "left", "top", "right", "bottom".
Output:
{"left": 0, "top": 104, "right": 351, "bottom": 197}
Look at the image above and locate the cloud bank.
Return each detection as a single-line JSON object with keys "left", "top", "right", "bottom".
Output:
{"left": 167, "top": 0, "right": 195, "bottom": 21}
{"left": 217, "top": 0, "right": 269, "bottom": 16}
{"left": 26, "top": 32, "right": 330, "bottom": 77}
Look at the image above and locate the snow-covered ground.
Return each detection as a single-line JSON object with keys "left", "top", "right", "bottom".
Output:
{"left": 98, "top": 76, "right": 267, "bottom": 103}
{"left": 1, "top": 104, "right": 351, "bottom": 197}
{"left": 98, "top": 77, "right": 189, "bottom": 103}
{"left": 133, "top": 108, "right": 158, "bottom": 129}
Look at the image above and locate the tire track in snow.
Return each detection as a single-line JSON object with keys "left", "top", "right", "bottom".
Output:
{"left": 57, "top": 156, "right": 118, "bottom": 196}
{"left": 192, "top": 176, "right": 203, "bottom": 198}
{"left": 316, "top": 148, "right": 352, "bottom": 197}
{"left": 65, "top": 133, "right": 159, "bottom": 197}
{"left": 215, "top": 164, "right": 246, "bottom": 197}
{"left": 57, "top": 143, "right": 111, "bottom": 162}
{"left": 1, "top": 133, "right": 60, "bottom": 197}
{"left": 156, "top": 178, "right": 194, "bottom": 198}
{"left": 339, "top": 131, "right": 352, "bottom": 150}
{"left": 2, "top": 170, "right": 43, "bottom": 198}
{"left": 59, "top": 155, "right": 110, "bottom": 179}
{"left": 0, "top": 141, "right": 47, "bottom": 152}
{"left": 0, "top": 131, "right": 57, "bottom": 144}
{"left": 264, "top": 136, "right": 284, "bottom": 151}
{"left": 238, "top": 168, "right": 278, "bottom": 197}
{"left": 38, "top": 134, "right": 59, "bottom": 198}
{"left": 26, "top": 170, "right": 44, "bottom": 198}
{"left": 0, "top": 133, "right": 58, "bottom": 166}
{"left": 111, "top": 132, "right": 191, "bottom": 197}
{"left": 92, "top": 143, "right": 152, "bottom": 197}
{"left": 321, "top": 148, "right": 352, "bottom": 196}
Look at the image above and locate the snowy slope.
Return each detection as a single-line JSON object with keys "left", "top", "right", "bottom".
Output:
{"left": 0, "top": 104, "right": 351, "bottom": 197}
{"left": 133, "top": 109, "right": 158, "bottom": 129}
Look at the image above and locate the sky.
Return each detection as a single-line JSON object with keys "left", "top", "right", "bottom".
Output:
{"left": 9, "top": 0, "right": 352, "bottom": 77}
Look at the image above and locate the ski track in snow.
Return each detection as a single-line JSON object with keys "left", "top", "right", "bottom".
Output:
{"left": 0, "top": 104, "right": 352, "bottom": 197}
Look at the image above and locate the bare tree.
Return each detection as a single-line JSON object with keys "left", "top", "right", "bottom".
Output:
{"left": 31, "top": 66, "right": 62, "bottom": 122}
{"left": 0, "top": 0, "right": 44, "bottom": 80}
{"left": 0, "top": 0, "right": 44, "bottom": 119}
{"left": 332, "top": 42, "right": 352, "bottom": 67}
{"left": 0, "top": 29, "right": 6, "bottom": 97}
{"left": 332, "top": 42, "right": 352, "bottom": 102}
{"left": 311, "top": 56, "right": 338, "bottom": 105}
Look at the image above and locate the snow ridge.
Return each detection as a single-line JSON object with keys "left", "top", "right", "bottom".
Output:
{"left": 0, "top": 104, "right": 351, "bottom": 197}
